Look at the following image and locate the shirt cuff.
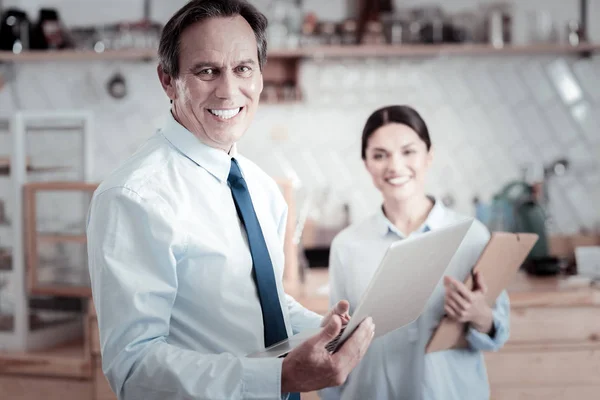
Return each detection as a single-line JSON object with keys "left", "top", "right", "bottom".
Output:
{"left": 466, "top": 312, "right": 508, "bottom": 352}
{"left": 240, "top": 357, "right": 284, "bottom": 400}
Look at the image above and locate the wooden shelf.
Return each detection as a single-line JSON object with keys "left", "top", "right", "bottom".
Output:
{"left": 37, "top": 234, "right": 87, "bottom": 244}
{"left": 0, "top": 48, "right": 157, "bottom": 62}
{"left": 0, "top": 165, "right": 71, "bottom": 175}
{"left": 30, "top": 284, "right": 91, "bottom": 298}
{"left": 0, "top": 338, "right": 91, "bottom": 379}
{"left": 23, "top": 181, "right": 98, "bottom": 191}
{"left": 0, "top": 157, "right": 71, "bottom": 176}
{"left": 0, "top": 48, "right": 305, "bottom": 62}
{"left": 299, "top": 43, "right": 600, "bottom": 58}
{"left": 1, "top": 43, "right": 598, "bottom": 63}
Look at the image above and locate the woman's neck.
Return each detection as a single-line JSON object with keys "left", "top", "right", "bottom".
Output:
{"left": 382, "top": 195, "right": 434, "bottom": 236}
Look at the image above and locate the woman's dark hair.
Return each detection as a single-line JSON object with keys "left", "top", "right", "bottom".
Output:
{"left": 158, "top": 0, "right": 268, "bottom": 78}
{"left": 361, "top": 105, "right": 432, "bottom": 160}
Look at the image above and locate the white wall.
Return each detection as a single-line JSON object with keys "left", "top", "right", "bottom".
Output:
{"left": 0, "top": 0, "right": 599, "bottom": 235}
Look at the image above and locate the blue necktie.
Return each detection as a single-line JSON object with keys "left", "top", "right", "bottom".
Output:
{"left": 228, "top": 159, "right": 300, "bottom": 400}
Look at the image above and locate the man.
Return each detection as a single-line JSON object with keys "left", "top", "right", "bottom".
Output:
{"left": 86, "top": 1, "right": 374, "bottom": 399}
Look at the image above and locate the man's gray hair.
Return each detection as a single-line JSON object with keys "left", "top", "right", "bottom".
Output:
{"left": 158, "top": 0, "right": 268, "bottom": 77}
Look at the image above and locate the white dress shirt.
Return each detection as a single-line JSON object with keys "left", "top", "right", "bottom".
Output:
{"left": 320, "top": 199, "right": 510, "bottom": 400}
{"left": 87, "top": 112, "right": 322, "bottom": 400}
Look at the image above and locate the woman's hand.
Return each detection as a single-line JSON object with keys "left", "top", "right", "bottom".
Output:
{"left": 443, "top": 271, "right": 494, "bottom": 334}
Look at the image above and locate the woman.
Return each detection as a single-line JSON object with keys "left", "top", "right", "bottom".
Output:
{"left": 319, "top": 105, "right": 510, "bottom": 400}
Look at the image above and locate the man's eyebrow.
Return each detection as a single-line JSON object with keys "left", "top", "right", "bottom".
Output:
{"left": 237, "top": 59, "right": 257, "bottom": 66}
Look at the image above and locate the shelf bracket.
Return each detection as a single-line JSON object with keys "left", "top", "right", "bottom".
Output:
{"left": 580, "top": 0, "right": 592, "bottom": 58}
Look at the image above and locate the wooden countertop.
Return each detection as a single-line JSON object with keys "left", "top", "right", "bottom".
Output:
{"left": 506, "top": 272, "right": 600, "bottom": 308}
{"left": 284, "top": 269, "right": 600, "bottom": 314}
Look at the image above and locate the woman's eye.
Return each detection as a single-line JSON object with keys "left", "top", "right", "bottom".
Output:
{"left": 373, "top": 153, "right": 385, "bottom": 160}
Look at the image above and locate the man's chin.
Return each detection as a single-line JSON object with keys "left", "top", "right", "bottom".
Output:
{"left": 203, "top": 128, "right": 246, "bottom": 150}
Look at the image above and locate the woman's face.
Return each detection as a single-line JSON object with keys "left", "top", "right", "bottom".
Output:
{"left": 364, "top": 123, "right": 433, "bottom": 202}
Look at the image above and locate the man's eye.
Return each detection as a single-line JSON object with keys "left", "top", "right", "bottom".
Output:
{"left": 237, "top": 66, "right": 252, "bottom": 74}
{"left": 200, "top": 69, "right": 214, "bottom": 75}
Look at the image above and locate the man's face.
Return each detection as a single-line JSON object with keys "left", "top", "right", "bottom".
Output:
{"left": 158, "top": 15, "right": 263, "bottom": 152}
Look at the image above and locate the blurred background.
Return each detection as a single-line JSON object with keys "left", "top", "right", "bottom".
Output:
{"left": 0, "top": 1, "right": 599, "bottom": 399}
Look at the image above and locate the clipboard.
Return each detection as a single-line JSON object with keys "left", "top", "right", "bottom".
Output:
{"left": 425, "top": 232, "right": 538, "bottom": 353}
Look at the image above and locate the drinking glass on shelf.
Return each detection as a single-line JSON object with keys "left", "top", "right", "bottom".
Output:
{"left": 528, "top": 10, "right": 558, "bottom": 44}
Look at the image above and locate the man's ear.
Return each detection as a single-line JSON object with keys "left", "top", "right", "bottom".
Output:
{"left": 157, "top": 65, "right": 177, "bottom": 103}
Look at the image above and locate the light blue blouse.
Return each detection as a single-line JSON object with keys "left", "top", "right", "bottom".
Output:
{"left": 320, "top": 199, "right": 510, "bottom": 400}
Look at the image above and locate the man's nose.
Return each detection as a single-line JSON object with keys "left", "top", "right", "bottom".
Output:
{"left": 215, "top": 71, "right": 237, "bottom": 99}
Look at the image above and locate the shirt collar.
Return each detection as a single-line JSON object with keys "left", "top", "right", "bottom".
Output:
{"left": 159, "top": 111, "right": 238, "bottom": 183}
{"left": 375, "top": 196, "right": 447, "bottom": 238}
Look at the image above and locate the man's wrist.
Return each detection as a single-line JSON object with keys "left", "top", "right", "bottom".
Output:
{"left": 281, "top": 356, "right": 293, "bottom": 393}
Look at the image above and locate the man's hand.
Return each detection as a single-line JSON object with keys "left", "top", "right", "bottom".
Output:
{"left": 281, "top": 314, "right": 374, "bottom": 393}
{"left": 443, "top": 271, "right": 493, "bottom": 334}
{"left": 321, "top": 300, "right": 351, "bottom": 328}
